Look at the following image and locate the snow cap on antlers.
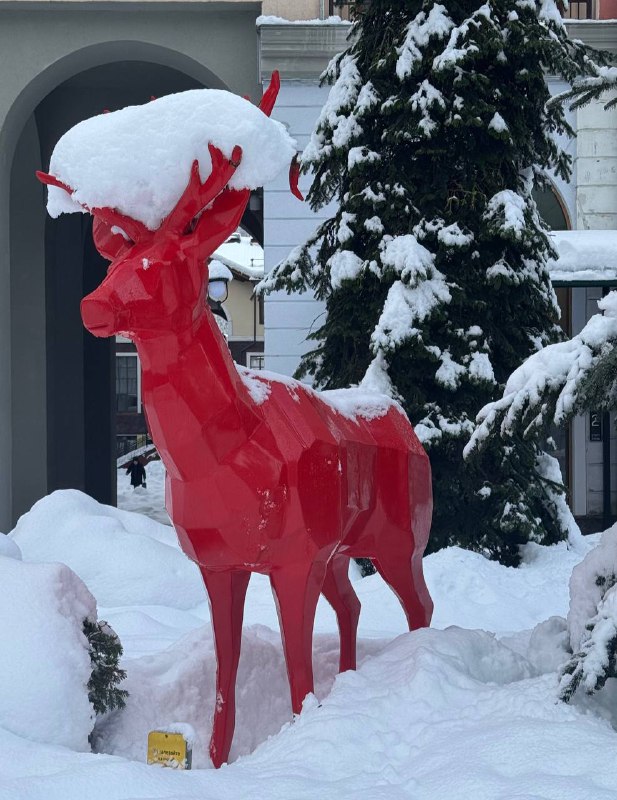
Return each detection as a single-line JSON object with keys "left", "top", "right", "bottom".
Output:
{"left": 44, "top": 84, "right": 297, "bottom": 231}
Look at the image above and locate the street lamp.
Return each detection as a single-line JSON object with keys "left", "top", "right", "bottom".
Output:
{"left": 208, "top": 259, "right": 232, "bottom": 303}
{"left": 208, "top": 259, "right": 233, "bottom": 341}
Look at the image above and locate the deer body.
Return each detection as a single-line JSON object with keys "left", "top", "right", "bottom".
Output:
{"left": 37, "top": 75, "right": 433, "bottom": 767}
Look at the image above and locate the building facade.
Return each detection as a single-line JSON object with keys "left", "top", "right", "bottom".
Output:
{"left": 1, "top": 0, "right": 616, "bottom": 531}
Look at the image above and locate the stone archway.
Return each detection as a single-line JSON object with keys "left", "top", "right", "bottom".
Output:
{"left": 1, "top": 18, "right": 260, "bottom": 526}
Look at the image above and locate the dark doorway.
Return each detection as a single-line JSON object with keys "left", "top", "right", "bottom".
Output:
{"left": 45, "top": 214, "right": 115, "bottom": 503}
{"left": 35, "top": 61, "right": 203, "bottom": 509}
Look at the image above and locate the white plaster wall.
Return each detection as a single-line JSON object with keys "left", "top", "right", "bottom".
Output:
{"left": 576, "top": 90, "right": 617, "bottom": 230}
{"left": 263, "top": 81, "right": 330, "bottom": 377}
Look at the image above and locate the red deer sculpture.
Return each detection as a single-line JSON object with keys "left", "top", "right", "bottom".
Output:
{"left": 37, "top": 74, "right": 433, "bottom": 767}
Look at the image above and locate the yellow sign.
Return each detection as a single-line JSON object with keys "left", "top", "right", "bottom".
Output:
{"left": 147, "top": 730, "right": 192, "bottom": 770}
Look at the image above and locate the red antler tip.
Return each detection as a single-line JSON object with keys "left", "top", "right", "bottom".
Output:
{"left": 36, "top": 171, "right": 74, "bottom": 195}
{"left": 230, "top": 146, "right": 242, "bottom": 168}
{"left": 259, "top": 70, "right": 280, "bottom": 118}
{"left": 289, "top": 155, "right": 304, "bottom": 202}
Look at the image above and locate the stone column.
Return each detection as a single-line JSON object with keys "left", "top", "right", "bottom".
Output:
{"left": 575, "top": 91, "right": 617, "bottom": 230}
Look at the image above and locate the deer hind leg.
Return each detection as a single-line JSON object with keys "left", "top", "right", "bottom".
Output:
{"left": 270, "top": 558, "right": 328, "bottom": 715}
{"left": 321, "top": 554, "right": 360, "bottom": 672}
{"left": 200, "top": 567, "right": 251, "bottom": 768}
{"left": 373, "top": 534, "right": 433, "bottom": 631}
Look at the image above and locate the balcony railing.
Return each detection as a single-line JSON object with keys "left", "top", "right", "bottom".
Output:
{"left": 329, "top": 1, "right": 594, "bottom": 21}
{"left": 563, "top": 0, "right": 595, "bottom": 19}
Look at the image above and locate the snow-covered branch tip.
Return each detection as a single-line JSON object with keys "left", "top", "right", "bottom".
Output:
{"left": 548, "top": 66, "right": 617, "bottom": 112}
{"left": 464, "top": 291, "right": 617, "bottom": 460}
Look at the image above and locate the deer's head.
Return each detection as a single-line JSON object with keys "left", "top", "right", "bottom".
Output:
{"left": 36, "top": 72, "right": 302, "bottom": 340}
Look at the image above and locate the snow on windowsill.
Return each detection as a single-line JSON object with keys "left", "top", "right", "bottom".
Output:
{"left": 548, "top": 230, "right": 617, "bottom": 284}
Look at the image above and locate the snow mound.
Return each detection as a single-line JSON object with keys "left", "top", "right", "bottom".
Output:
{"left": 9, "top": 490, "right": 204, "bottom": 609}
{"left": 0, "top": 556, "right": 95, "bottom": 750}
{"left": 46, "top": 89, "right": 297, "bottom": 230}
{"left": 0, "top": 534, "right": 20, "bottom": 560}
{"left": 95, "top": 621, "right": 388, "bottom": 767}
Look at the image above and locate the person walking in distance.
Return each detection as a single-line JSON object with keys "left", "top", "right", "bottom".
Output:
{"left": 126, "top": 457, "right": 146, "bottom": 489}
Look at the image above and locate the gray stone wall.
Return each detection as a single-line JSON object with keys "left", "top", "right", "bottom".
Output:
{"left": 0, "top": 1, "right": 260, "bottom": 528}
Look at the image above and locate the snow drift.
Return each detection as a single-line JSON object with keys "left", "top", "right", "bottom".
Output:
{"left": 0, "top": 555, "right": 95, "bottom": 750}
{"left": 10, "top": 490, "right": 204, "bottom": 609}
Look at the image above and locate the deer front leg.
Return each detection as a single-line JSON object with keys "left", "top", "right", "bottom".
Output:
{"left": 269, "top": 557, "right": 329, "bottom": 715}
{"left": 200, "top": 567, "right": 250, "bottom": 768}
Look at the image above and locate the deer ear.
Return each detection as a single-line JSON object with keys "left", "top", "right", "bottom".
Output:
{"left": 93, "top": 217, "right": 133, "bottom": 261}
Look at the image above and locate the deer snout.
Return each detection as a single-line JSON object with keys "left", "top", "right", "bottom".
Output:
{"left": 81, "top": 295, "right": 117, "bottom": 337}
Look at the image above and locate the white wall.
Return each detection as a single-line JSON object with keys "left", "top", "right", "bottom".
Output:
{"left": 263, "top": 81, "right": 330, "bottom": 377}
{"left": 576, "top": 90, "right": 617, "bottom": 230}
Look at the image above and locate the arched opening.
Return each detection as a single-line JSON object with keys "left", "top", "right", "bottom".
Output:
{"left": 533, "top": 183, "right": 571, "bottom": 233}
{"left": 9, "top": 54, "right": 263, "bottom": 520}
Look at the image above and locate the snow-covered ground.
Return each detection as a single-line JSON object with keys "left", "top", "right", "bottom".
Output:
{"left": 1, "top": 465, "right": 616, "bottom": 799}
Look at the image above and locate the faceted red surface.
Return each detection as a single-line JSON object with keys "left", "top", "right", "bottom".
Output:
{"left": 37, "top": 74, "right": 433, "bottom": 767}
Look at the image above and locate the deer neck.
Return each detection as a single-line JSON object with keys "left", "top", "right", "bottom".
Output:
{"left": 133, "top": 307, "right": 260, "bottom": 476}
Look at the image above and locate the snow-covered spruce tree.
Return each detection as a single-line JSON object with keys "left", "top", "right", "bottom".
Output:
{"left": 261, "top": 0, "right": 602, "bottom": 564}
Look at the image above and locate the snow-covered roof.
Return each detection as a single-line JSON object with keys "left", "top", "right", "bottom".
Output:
{"left": 548, "top": 230, "right": 617, "bottom": 285}
{"left": 214, "top": 234, "right": 264, "bottom": 281}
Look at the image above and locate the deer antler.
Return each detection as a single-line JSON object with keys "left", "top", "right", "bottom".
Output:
{"left": 162, "top": 144, "right": 243, "bottom": 234}
{"left": 255, "top": 71, "right": 304, "bottom": 202}
{"left": 259, "top": 70, "right": 280, "bottom": 117}
{"left": 36, "top": 170, "right": 151, "bottom": 244}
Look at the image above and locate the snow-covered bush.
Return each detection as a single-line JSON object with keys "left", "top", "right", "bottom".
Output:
{"left": 1, "top": 515, "right": 130, "bottom": 748}
{"left": 84, "top": 619, "right": 128, "bottom": 717}
{"left": 559, "top": 526, "right": 617, "bottom": 703}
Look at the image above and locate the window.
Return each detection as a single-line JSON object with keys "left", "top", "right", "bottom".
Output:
{"left": 248, "top": 353, "right": 265, "bottom": 370}
{"left": 116, "top": 354, "right": 140, "bottom": 412}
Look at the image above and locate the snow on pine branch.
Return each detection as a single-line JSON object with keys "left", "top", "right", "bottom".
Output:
{"left": 465, "top": 291, "right": 617, "bottom": 459}
{"left": 302, "top": 54, "right": 366, "bottom": 165}
{"left": 396, "top": 4, "right": 454, "bottom": 79}
{"left": 45, "top": 90, "right": 296, "bottom": 230}
{"left": 549, "top": 65, "right": 617, "bottom": 112}
{"left": 432, "top": 4, "right": 494, "bottom": 73}
{"left": 484, "top": 190, "right": 537, "bottom": 240}
{"left": 370, "top": 233, "right": 451, "bottom": 353}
